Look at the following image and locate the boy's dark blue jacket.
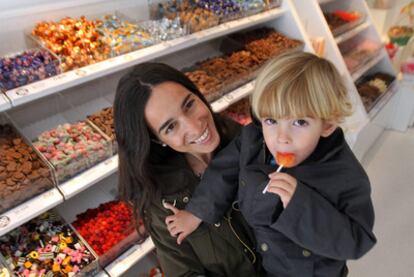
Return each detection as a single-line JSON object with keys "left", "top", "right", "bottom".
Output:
{"left": 187, "top": 123, "right": 376, "bottom": 277}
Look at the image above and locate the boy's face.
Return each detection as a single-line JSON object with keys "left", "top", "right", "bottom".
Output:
{"left": 261, "top": 117, "right": 337, "bottom": 167}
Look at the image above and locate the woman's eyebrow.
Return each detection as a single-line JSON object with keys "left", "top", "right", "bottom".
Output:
{"left": 158, "top": 118, "right": 173, "bottom": 134}
{"left": 158, "top": 93, "right": 192, "bottom": 134}
{"left": 181, "top": 93, "right": 192, "bottom": 109}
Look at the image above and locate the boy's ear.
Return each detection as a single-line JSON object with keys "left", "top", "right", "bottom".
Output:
{"left": 321, "top": 120, "right": 337, "bottom": 137}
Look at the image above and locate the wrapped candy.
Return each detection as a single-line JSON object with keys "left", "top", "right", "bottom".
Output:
{"left": 140, "top": 17, "right": 188, "bottom": 42}
{"left": 194, "top": 0, "right": 242, "bottom": 22}
{"left": 0, "top": 49, "right": 60, "bottom": 92}
{"left": 96, "top": 15, "right": 155, "bottom": 56}
{"left": 32, "top": 16, "right": 111, "bottom": 71}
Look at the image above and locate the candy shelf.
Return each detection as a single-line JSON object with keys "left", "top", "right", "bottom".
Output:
{"left": 59, "top": 155, "right": 118, "bottom": 199}
{"left": 56, "top": 175, "right": 153, "bottom": 277}
{"left": 292, "top": 0, "right": 401, "bottom": 158}
{"left": 2, "top": 8, "right": 285, "bottom": 111}
{"left": 351, "top": 50, "right": 386, "bottom": 81}
{"left": 211, "top": 81, "right": 255, "bottom": 113}
{"left": 0, "top": 188, "right": 63, "bottom": 236}
{"left": 367, "top": 80, "right": 399, "bottom": 119}
{"left": 335, "top": 21, "right": 371, "bottom": 44}
{"left": 105, "top": 238, "right": 155, "bottom": 277}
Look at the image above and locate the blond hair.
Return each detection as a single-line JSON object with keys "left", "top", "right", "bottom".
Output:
{"left": 251, "top": 51, "right": 352, "bottom": 123}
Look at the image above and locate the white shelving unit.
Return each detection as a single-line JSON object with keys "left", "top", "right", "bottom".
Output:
{"left": 291, "top": 0, "right": 400, "bottom": 160}
{"left": 335, "top": 21, "right": 371, "bottom": 44}
{"left": 105, "top": 238, "right": 155, "bottom": 277}
{"left": 1, "top": 8, "right": 285, "bottom": 110}
{"left": 0, "top": 188, "right": 63, "bottom": 236}
{"left": 0, "top": 0, "right": 314, "bottom": 275}
{"left": 211, "top": 81, "right": 255, "bottom": 113}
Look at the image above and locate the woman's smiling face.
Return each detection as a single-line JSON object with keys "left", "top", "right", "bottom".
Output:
{"left": 144, "top": 81, "right": 220, "bottom": 155}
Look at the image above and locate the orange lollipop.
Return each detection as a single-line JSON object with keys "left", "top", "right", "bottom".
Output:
{"left": 262, "top": 152, "right": 296, "bottom": 194}
{"left": 276, "top": 152, "right": 296, "bottom": 168}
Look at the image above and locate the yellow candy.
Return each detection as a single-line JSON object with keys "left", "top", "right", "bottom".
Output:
{"left": 52, "top": 263, "right": 61, "bottom": 272}
{"left": 62, "top": 256, "right": 71, "bottom": 266}
{"left": 58, "top": 242, "right": 67, "bottom": 249}
{"left": 62, "top": 265, "right": 73, "bottom": 273}
{"left": 29, "top": 251, "right": 39, "bottom": 259}
{"left": 24, "top": 261, "right": 32, "bottom": 269}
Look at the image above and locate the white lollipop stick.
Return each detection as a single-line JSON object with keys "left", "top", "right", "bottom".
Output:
{"left": 262, "top": 164, "right": 283, "bottom": 194}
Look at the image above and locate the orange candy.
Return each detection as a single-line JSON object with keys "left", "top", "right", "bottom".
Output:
{"left": 276, "top": 152, "right": 296, "bottom": 168}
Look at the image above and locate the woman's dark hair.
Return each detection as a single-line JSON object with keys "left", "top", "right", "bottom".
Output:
{"left": 113, "top": 62, "right": 212, "bottom": 240}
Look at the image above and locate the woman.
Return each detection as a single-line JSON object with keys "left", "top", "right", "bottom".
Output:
{"left": 113, "top": 62, "right": 260, "bottom": 277}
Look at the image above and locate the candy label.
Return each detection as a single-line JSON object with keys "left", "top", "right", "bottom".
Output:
{"left": 0, "top": 216, "right": 10, "bottom": 228}
{"left": 15, "top": 88, "right": 29, "bottom": 96}
{"left": 75, "top": 69, "right": 87, "bottom": 77}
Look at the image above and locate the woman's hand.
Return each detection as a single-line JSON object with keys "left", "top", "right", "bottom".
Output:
{"left": 266, "top": 172, "right": 298, "bottom": 208}
{"left": 164, "top": 202, "right": 202, "bottom": 245}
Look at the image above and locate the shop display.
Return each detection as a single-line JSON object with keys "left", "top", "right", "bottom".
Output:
{"left": 324, "top": 10, "right": 364, "bottom": 36}
{"left": 72, "top": 201, "right": 138, "bottom": 267}
{"left": 194, "top": 0, "right": 243, "bottom": 23}
{"left": 356, "top": 72, "right": 395, "bottom": 111}
{"left": 140, "top": 17, "right": 188, "bottom": 42}
{"left": 198, "top": 57, "right": 238, "bottom": 90}
{"left": 226, "top": 28, "right": 303, "bottom": 64}
{"left": 151, "top": 0, "right": 220, "bottom": 33}
{"left": 33, "top": 121, "right": 112, "bottom": 183}
{"left": 221, "top": 98, "right": 252, "bottom": 125}
{"left": 0, "top": 49, "right": 60, "bottom": 92}
{"left": 0, "top": 211, "right": 98, "bottom": 277}
{"left": 388, "top": 26, "right": 413, "bottom": 46}
{"left": 184, "top": 27, "right": 302, "bottom": 98}
{"left": 341, "top": 39, "right": 381, "bottom": 73}
{"left": 96, "top": 15, "right": 155, "bottom": 56}
{"left": 0, "top": 124, "right": 55, "bottom": 214}
{"left": 226, "top": 50, "right": 261, "bottom": 81}
{"left": 32, "top": 16, "right": 111, "bottom": 72}
{"left": 387, "top": 2, "right": 414, "bottom": 46}
{"left": 86, "top": 107, "right": 116, "bottom": 152}
{"left": 184, "top": 70, "right": 223, "bottom": 102}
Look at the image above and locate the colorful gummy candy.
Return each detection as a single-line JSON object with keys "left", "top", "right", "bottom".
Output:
{"left": 0, "top": 211, "right": 97, "bottom": 277}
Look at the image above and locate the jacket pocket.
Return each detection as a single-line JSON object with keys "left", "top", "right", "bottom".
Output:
{"left": 255, "top": 228, "right": 314, "bottom": 277}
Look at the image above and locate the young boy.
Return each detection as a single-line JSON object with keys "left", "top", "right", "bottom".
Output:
{"left": 164, "top": 51, "right": 376, "bottom": 276}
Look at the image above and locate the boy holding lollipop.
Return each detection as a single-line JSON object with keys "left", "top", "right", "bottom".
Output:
{"left": 164, "top": 51, "right": 376, "bottom": 276}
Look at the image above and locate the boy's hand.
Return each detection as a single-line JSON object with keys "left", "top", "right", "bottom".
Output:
{"left": 266, "top": 172, "right": 297, "bottom": 208}
{"left": 164, "top": 202, "right": 202, "bottom": 245}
